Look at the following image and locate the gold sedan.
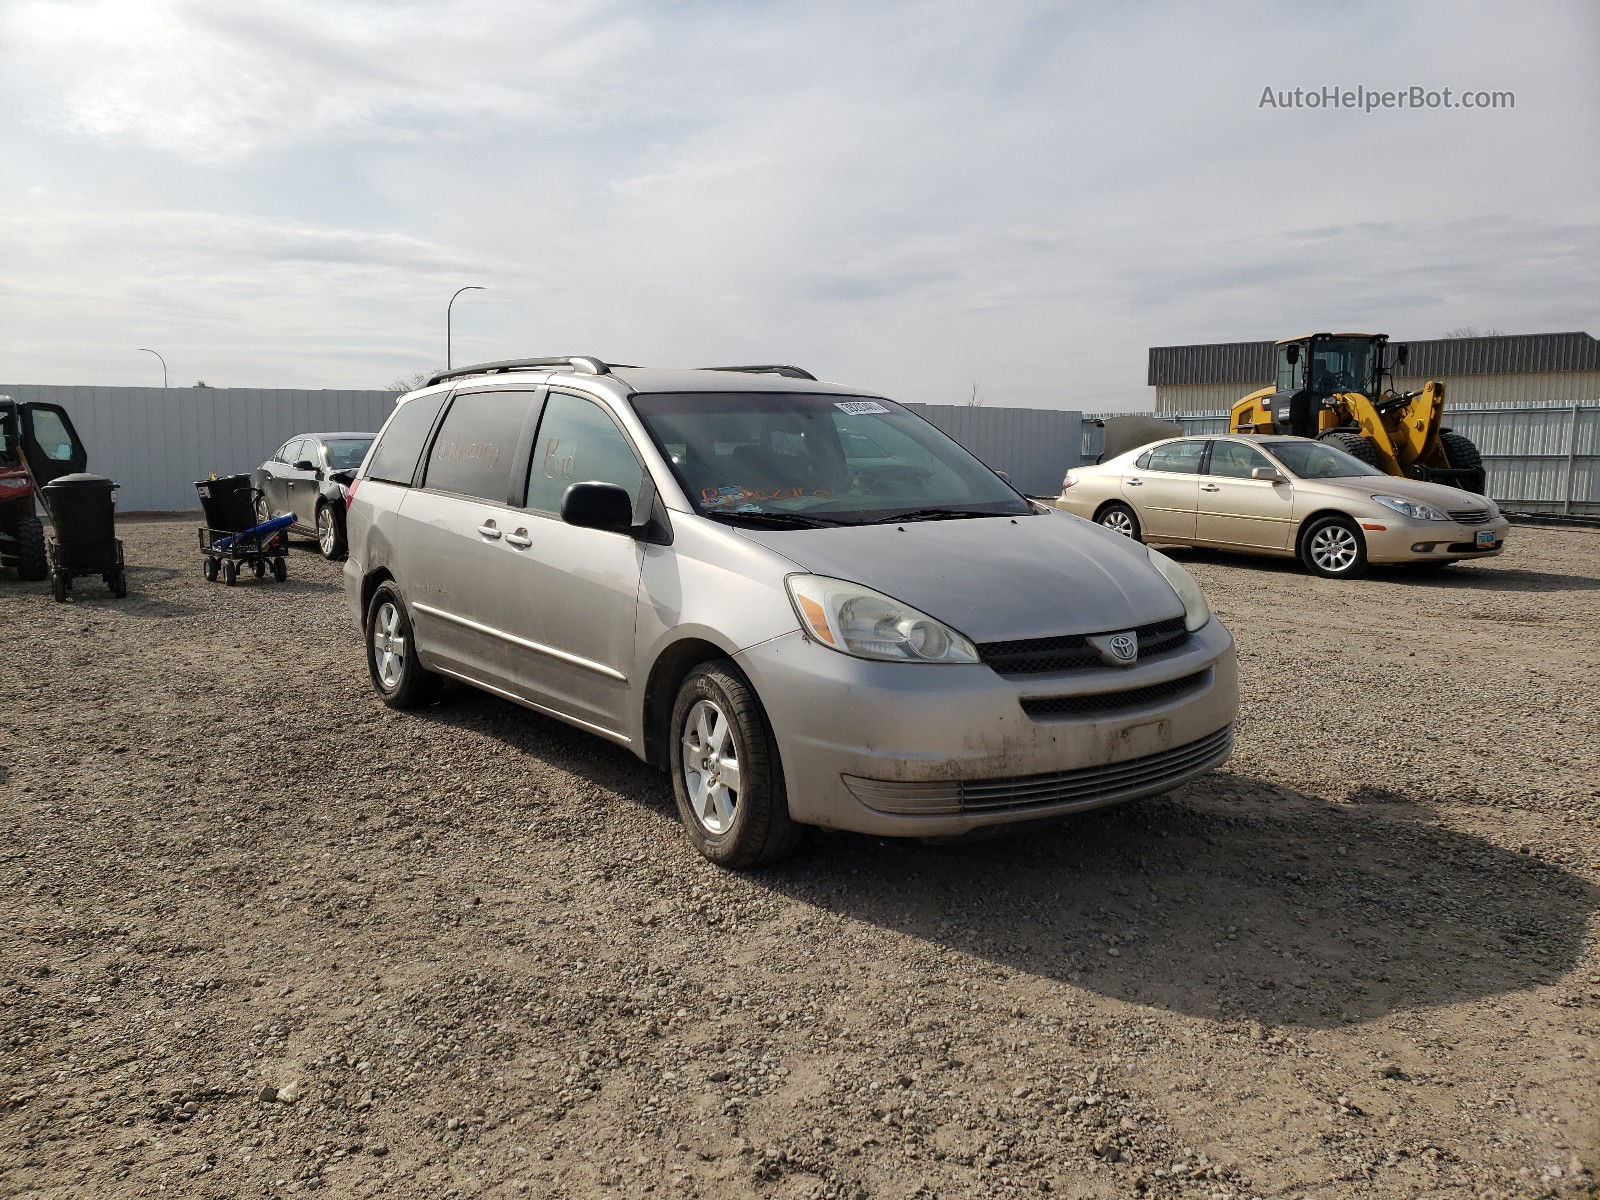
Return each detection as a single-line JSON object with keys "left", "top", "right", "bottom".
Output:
{"left": 1056, "top": 434, "right": 1510, "bottom": 578}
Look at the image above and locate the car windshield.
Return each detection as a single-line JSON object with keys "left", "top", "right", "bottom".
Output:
{"left": 630, "top": 392, "right": 1031, "bottom": 525}
{"left": 324, "top": 438, "right": 374, "bottom": 470}
{"left": 1264, "top": 439, "right": 1386, "bottom": 479}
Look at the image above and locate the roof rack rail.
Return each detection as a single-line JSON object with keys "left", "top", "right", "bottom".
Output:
{"left": 426, "top": 356, "right": 610, "bottom": 388}
{"left": 702, "top": 364, "right": 817, "bottom": 380}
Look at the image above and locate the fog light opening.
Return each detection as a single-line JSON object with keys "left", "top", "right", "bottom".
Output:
{"left": 1411, "top": 542, "right": 1436, "bottom": 553}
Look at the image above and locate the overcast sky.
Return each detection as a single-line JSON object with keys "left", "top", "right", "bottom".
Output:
{"left": 2, "top": 0, "right": 1596, "bottom": 409}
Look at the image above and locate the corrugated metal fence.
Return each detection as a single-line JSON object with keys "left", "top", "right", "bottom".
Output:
{"left": 1, "top": 385, "right": 1086, "bottom": 510}
{"left": 0, "top": 384, "right": 400, "bottom": 511}
{"left": 1152, "top": 402, "right": 1600, "bottom": 515}
{"left": 904, "top": 404, "right": 1084, "bottom": 496}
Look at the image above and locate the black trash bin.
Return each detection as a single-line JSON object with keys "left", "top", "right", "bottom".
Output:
{"left": 39, "top": 472, "right": 126, "bottom": 602}
{"left": 195, "top": 473, "right": 258, "bottom": 534}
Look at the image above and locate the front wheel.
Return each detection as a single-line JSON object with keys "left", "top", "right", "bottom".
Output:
{"left": 1096, "top": 502, "right": 1143, "bottom": 541}
{"left": 108, "top": 567, "right": 128, "bottom": 598}
{"left": 14, "top": 513, "right": 48, "bottom": 581}
{"left": 50, "top": 570, "right": 69, "bottom": 603}
{"left": 365, "top": 583, "right": 442, "bottom": 709}
{"left": 1299, "top": 515, "right": 1368, "bottom": 579}
{"left": 1438, "top": 430, "right": 1487, "bottom": 494}
{"left": 669, "top": 662, "right": 800, "bottom": 868}
{"left": 316, "top": 501, "right": 347, "bottom": 560}
{"left": 271, "top": 556, "right": 287, "bottom": 583}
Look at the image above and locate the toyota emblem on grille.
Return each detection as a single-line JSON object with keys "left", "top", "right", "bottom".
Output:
{"left": 1087, "top": 630, "right": 1139, "bottom": 668}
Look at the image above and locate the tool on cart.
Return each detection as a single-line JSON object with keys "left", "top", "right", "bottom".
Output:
{"left": 1, "top": 395, "right": 92, "bottom": 581}
{"left": 1230, "top": 333, "right": 1486, "bottom": 492}
{"left": 196, "top": 473, "right": 289, "bottom": 586}
{"left": 39, "top": 473, "right": 127, "bottom": 602}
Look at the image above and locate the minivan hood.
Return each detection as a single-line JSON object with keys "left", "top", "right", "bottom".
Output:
{"left": 732, "top": 510, "right": 1185, "bottom": 643}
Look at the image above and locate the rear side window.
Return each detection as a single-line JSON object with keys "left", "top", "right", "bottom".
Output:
{"left": 424, "top": 391, "right": 528, "bottom": 502}
{"left": 365, "top": 392, "right": 449, "bottom": 486}
{"left": 1144, "top": 440, "right": 1207, "bottom": 474}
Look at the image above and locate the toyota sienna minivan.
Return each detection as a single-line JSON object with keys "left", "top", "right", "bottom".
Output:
{"left": 345, "top": 357, "right": 1237, "bottom": 866}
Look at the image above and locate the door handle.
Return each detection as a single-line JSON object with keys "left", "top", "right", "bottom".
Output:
{"left": 1125, "top": 478, "right": 1143, "bottom": 486}
{"left": 504, "top": 530, "right": 532, "bottom": 549}
{"left": 1200, "top": 484, "right": 1220, "bottom": 492}
{"left": 477, "top": 522, "right": 502, "bottom": 540}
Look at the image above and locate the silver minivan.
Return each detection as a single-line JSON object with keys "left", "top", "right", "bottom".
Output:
{"left": 345, "top": 357, "right": 1238, "bottom": 866}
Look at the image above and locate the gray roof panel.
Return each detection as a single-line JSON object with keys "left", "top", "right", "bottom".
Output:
{"left": 1148, "top": 331, "right": 1600, "bottom": 385}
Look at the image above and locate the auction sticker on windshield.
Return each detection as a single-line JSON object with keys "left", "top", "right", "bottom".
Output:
{"left": 836, "top": 401, "right": 889, "bottom": 415}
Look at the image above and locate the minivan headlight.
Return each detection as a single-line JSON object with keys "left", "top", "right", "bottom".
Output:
{"left": 785, "top": 575, "right": 979, "bottom": 664}
{"left": 1146, "top": 549, "right": 1211, "bottom": 632}
{"left": 1372, "top": 494, "right": 1447, "bottom": 521}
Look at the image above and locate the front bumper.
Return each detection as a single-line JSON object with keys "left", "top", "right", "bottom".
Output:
{"left": 734, "top": 619, "right": 1238, "bottom": 838}
{"left": 1361, "top": 513, "right": 1511, "bottom": 563}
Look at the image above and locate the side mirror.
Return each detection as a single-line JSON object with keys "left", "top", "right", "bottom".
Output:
{"left": 1251, "top": 467, "right": 1287, "bottom": 484}
{"left": 1284, "top": 344, "right": 1300, "bottom": 365}
{"left": 561, "top": 481, "right": 636, "bottom": 533}
{"left": 1395, "top": 343, "right": 1409, "bottom": 367}
{"left": 294, "top": 459, "right": 317, "bottom": 472}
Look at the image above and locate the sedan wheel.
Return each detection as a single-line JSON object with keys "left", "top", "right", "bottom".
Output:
{"left": 1300, "top": 516, "right": 1368, "bottom": 578}
{"left": 680, "top": 698, "right": 742, "bottom": 835}
{"left": 318, "top": 506, "right": 336, "bottom": 554}
{"left": 1096, "top": 502, "right": 1142, "bottom": 541}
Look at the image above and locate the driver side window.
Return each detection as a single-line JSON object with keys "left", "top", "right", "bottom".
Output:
{"left": 1208, "top": 441, "right": 1271, "bottom": 479}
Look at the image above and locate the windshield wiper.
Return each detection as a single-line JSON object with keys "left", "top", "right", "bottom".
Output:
{"left": 703, "top": 509, "right": 853, "bottom": 529}
{"left": 872, "top": 507, "right": 1014, "bottom": 524}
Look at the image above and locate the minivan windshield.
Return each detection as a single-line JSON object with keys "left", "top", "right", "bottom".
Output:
{"left": 1263, "top": 439, "right": 1386, "bottom": 479}
{"left": 631, "top": 392, "right": 1032, "bottom": 525}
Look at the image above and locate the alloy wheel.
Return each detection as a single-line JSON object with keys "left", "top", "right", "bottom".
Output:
{"left": 680, "top": 699, "right": 742, "bottom": 835}
{"left": 373, "top": 600, "right": 406, "bottom": 689}
{"left": 1309, "top": 525, "right": 1359, "bottom": 573}
{"left": 317, "top": 506, "right": 336, "bottom": 555}
{"left": 1101, "top": 510, "right": 1135, "bottom": 536}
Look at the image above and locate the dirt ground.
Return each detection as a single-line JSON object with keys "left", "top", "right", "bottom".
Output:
{"left": 1, "top": 516, "right": 1597, "bottom": 1200}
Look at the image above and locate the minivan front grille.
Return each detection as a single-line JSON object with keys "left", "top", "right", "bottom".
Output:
{"left": 842, "top": 724, "right": 1234, "bottom": 815}
{"left": 978, "top": 616, "right": 1188, "bottom": 675}
{"left": 1448, "top": 508, "right": 1492, "bottom": 525}
{"left": 1020, "top": 670, "right": 1210, "bottom": 719}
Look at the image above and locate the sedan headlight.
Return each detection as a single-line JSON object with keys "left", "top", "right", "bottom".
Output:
{"left": 1146, "top": 549, "right": 1211, "bottom": 632}
{"left": 786, "top": 575, "right": 979, "bottom": 664}
{"left": 1372, "top": 494, "right": 1447, "bottom": 521}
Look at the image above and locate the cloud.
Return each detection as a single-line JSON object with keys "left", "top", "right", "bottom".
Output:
{"left": 0, "top": 0, "right": 1596, "bottom": 403}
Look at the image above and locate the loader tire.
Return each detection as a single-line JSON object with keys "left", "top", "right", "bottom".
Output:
{"left": 1319, "top": 430, "right": 1381, "bottom": 469}
{"left": 14, "top": 513, "right": 48, "bottom": 581}
{"left": 1439, "top": 431, "right": 1487, "bottom": 494}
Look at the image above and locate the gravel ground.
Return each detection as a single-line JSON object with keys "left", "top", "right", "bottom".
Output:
{"left": 1, "top": 516, "right": 1597, "bottom": 1200}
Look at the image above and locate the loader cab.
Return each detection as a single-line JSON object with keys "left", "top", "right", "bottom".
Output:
{"left": 1277, "top": 334, "right": 1387, "bottom": 401}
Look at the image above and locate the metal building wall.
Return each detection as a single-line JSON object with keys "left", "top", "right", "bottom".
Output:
{"left": 0, "top": 384, "right": 400, "bottom": 511}
{"left": 904, "top": 403, "right": 1085, "bottom": 496}
{"left": 1155, "top": 371, "right": 1600, "bottom": 415}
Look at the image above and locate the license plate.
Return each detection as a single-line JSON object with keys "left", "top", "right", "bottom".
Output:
{"left": 1475, "top": 530, "right": 1497, "bottom": 548}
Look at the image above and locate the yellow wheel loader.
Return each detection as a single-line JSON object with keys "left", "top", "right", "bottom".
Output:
{"left": 1229, "top": 333, "right": 1486, "bottom": 493}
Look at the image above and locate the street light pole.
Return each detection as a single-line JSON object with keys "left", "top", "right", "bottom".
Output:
{"left": 446, "top": 286, "right": 486, "bottom": 370}
{"left": 137, "top": 348, "right": 168, "bottom": 387}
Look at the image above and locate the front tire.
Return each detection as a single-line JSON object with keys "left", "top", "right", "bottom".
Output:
{"left": 14, "top": 513, "right": 48, "bottom": 581}
{"left": 1438, "top": 430, "right": 1486, "bottom": 494}
{"left": 316, "top": 501, "right": 347, "bottom": 560}
{"left": 1319, "top": 430, "right": 1381, "bottom": 468}
{"left": 669, "top": 661, "right": 800, "bottom": 868}
{"left": 1096, "top": 502, "right": 1143, "bottom": 541}
{"left": 1299, "top": 515, "right": 1368, "bottom": 578}
{"left": 365, "top": 583, "right": 442, "bottom": 709}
